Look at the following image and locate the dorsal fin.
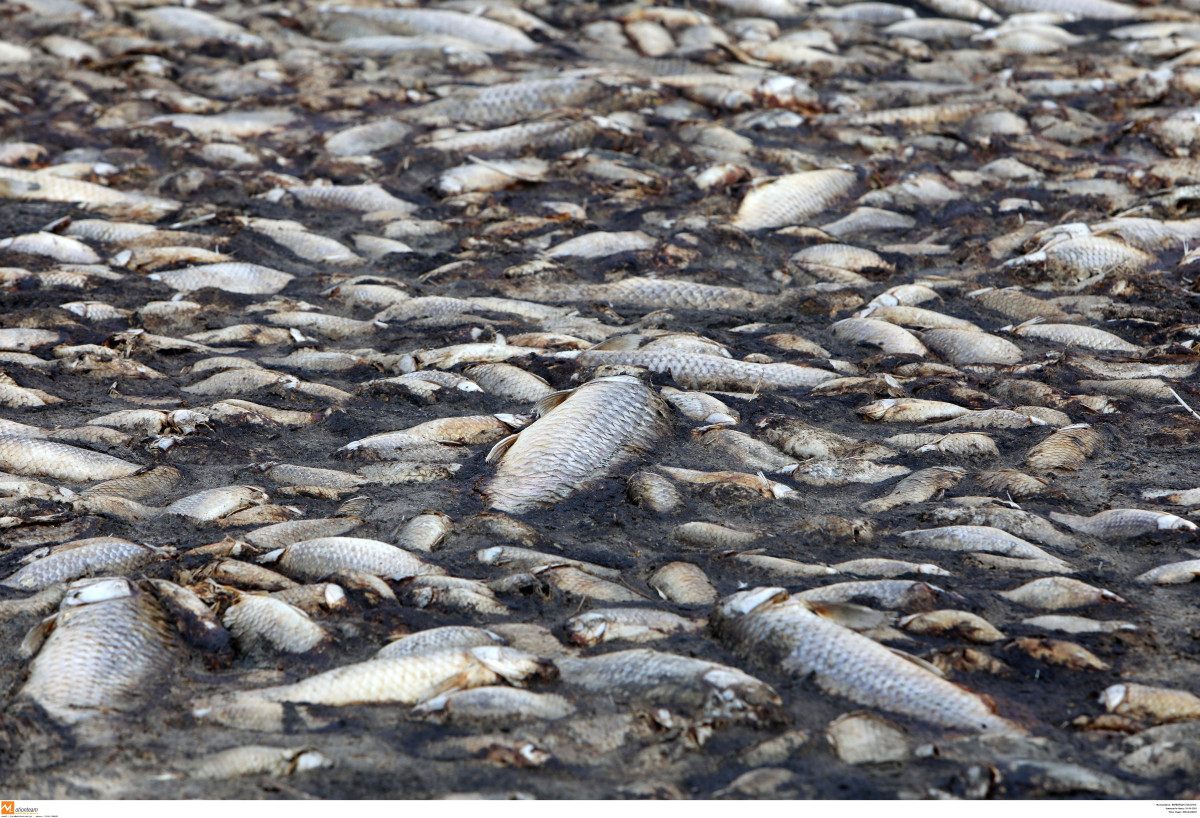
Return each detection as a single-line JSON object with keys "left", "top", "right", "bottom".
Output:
{"left": 532, "top": 389, "right": 575, "bottom": 417}
{"left": 589, "top": 334, "right": 644, "bottom": 351}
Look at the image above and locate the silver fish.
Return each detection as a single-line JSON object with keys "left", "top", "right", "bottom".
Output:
{"left": 483, "top": 375, "right": 670, "bottom": 513}
{"left": 710, "top": 588, "right": 1017, "bottom": 732}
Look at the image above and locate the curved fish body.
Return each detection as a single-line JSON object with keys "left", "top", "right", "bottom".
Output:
{"left": 222, "top": 594, "right": 328, "bottom": 654}
{"left": 710, "top": 588, "right": 1018, "bottom": 733}
{"left": 732, "top": 169, "right": 858, "bottom": 231}
{"left": 483, "top": 375, "right": 670, "bottom": 513}
{"left": 0, "top": 435, "right": 140, "bottom": 482}
{"left": 21, "top": 578, "right": 176, "bottom": 724}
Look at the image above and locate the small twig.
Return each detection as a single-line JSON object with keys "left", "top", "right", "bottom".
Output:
{"left": 1169, "top": 386, "right": 1200, "bottom": 423}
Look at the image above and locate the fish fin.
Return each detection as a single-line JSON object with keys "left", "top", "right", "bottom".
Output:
{"left": 532, "top": 389, "right": 575, "bottom": 416}
{"left": 17, "top": 614, "right": 58, "bottom": 660}
{"left": 428, "top": 669, "right": 475, "bottom": 699}
{"left": 1013, "top": 317, "right": 1045, "bottom": 331}
{"left": 485, "top": 433, "right": 521, "bottom": 465}
{"left": 589, "top": 334, "right": 643, "bottom": 351}
{"left": 885, "top": 645, "right": 947, "bottom": 678}
{"left": 806, "top": 600, "right": 893, "bottom": 630}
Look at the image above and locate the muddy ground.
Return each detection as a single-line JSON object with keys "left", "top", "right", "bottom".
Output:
{"left": 2, "top": 0, "right": 1200, "bottom": 801}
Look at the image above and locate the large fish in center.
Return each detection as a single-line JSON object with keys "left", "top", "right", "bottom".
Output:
{"left": 482, "top": 375, "right": 671, "bottom": 514}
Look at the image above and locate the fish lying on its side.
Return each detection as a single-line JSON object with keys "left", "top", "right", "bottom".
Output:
{"left": 483, "top": 375, "right": 671, "bottom": 513}
{"left": 710, "top": 587, "right": 1020, "bottom": 733}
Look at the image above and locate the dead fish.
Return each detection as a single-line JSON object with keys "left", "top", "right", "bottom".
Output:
{"left": 262, "top": 537, "right": 444, "bottom": 581}
{"left": 911, "top": 433, "right": 1000, "bottom": 459}
{"left": 244, "top": 517, "right": 364, "bottom": 550}
{"left": 476, "top": 545, "right": 620, "bottom": 580}
{"left": 1022, "top": 615, "right": 1138, "bottom": 635}
{"left": 858, "top": 399, "right": 970, "bottom": 423}
{"left": 697, "top": 428, "right": 800, "bottom": 473}
{"left": 0, "top": 435, "right": 140, "bottom": 482}
{"left": 535, "top": 565, "right": 645, "bottom": 603}
{"left": 901, "top": 526, "right": 1069, "bottom": 566}
{"left": 376, "top": 626, "right": 505, "bottom": 659}
{"left": 998, "top": 577, "right": 1126, "bottom": 610}
{"left": 1006, "top": 319, "right": 1142, "bottom": 354}
{"left": 795, "top": 580, "right": 946, "bottom": 611}
{"left": 20, "top": 577, "right": 176, "bottom": 724}
{"left": 1048, "top": 509, "right": 1197, "bottom": 539}
{"left": 1008, "top": 637, "right": 1109, "bottom": 671}
{"left": 860, "top": 467, "right": 966, "bottom": 513}
{"left": 784, "top": 456, "right": 909, "bottom": 487}
{"left": 831, "top": 559, "right": 950, "bottom": 578}
{"left": 465, "top": 363, "right": 554, "bottom": 402}
{"left": 557, "top": 648, "right": 782, "bottom": 724}
{"left": 729, "top": 553, "right": 838, "bottom": 580}
{"left": 673, "top": 521, "right": 762, "bottom": 548}
{"left": 921, "top": 329, "right": 1024, "bottom": 366}
{"left": 237, "top": 647, "right": 553, "bottom": 707}
{"left": 393, "top": 511, "right": 453, "bottom": 553}
{"left": 756, "top": 415, "right": 896, "bottom": 461}
{"left": 925, "top": 505, "right": 1078, "bottom": 550}
{"left": 1136, "top": 560, "right": 1200, "bottom": 585}
{"left": 661, "top": 387, "right": 740, "bottom": 425}
{"left": 1101, "top": 684, "right": 1200, "bottom": 723}
{"left": 165, "top": 486, "right": 269, "bottom": 524}
{"left": 222, "top": 592, "right": 330, "bottom": 654}
{"left": 483, "top": 376, "right": 670, "bottom": 513}
{"left": 183, "top": 746, "right": 331, "bottom": 780}
{"left": 1025, "top": 424, "right": 1103, "bottom": 472}
{"left": 898, "top": 610, "right": 1005, "bottom": 643}
{"left": 659, "top": 465, "right": 797, "bottom": 499}
{"left": 563, "top": 608, "right": 704, "bottom": 647}
{"left": 566, "top": 349, "right": 838, "bottom": 391}
{"left": 412, "top": 687, "right": 575, "bottom": 725}
{"left": 732, "top": 169, "right": 858, "bottom": 231}
{"left": 930, "top": 410, "right": 1048, "bottom": 433}
{"left": 710, "top": 588, "right": 1017, "bottom": 732}
{"left": 1, "top": 537, "right": 163, "bottom": 591}
{"left": 832, "top": 317, "right": 928, "bottom": 357}
{"left": 627, "top": 470, "right": 684, "bottom": 513}
{"left": 149, "top": 263, "right": 294, "bottom": 295}
{"left": 648, "top": 562, "right": 717, "bottom": 605}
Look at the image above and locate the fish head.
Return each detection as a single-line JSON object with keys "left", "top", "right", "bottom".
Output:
{"left": 63, "top": 577, "right": 136, "bottom": 607}
{"left": 470, "top": 646, "right": 558, "bottom": 684}
{"left": 700, "top": 667, "right": 784, "bottom": 726}
{"left": 1159, "top": 514, "right": 1198, "bottom": 532}
{"left": 710, "top": 587, "right": 789, "bottom": 636}
{"left": 1099, "top": 684, "right": 1128, "bottom": 713}
{"left": 563, "top": 613, "right": 607, "bottom": 647}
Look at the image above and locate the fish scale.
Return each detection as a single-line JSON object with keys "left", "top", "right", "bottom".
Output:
{"left": 0, "top": 435, "right": 141, "bottom": 482}
{"left": 22, "top": 579, "right": 177, "bottom": 723}
{"left": 483, "top": 375, "right": 670, "bottom": 513}
{"left": 711, "top": 588, "right": 1018, "bottom": 733}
